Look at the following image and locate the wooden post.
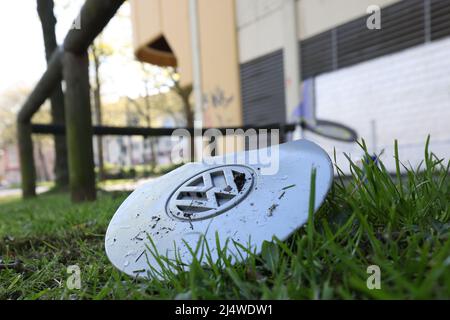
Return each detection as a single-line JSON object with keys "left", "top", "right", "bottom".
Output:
{"left": 62, "top": 51, "right": 96, "bottom": 202}
{"left": 17, "top": 122, "right": 36, "bottom": 198}
{"left": 17, "top": 0, "right": 126, "bottom": 201}
{"left": 64, "top": 0, "right": 126, "bottom": 54}
{"left": 17, "top": 50, "right": 63, "bottom": 199}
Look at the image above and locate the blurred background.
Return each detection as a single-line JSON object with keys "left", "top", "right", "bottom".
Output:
{"left": 1, "top": 0, "right": 449, "bottom": 193}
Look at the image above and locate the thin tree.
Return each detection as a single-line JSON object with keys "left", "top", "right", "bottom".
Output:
{"left": 127, "top": 95, "right": 157, "bottom": 169}
{"left": 169, "top": 70, "right": 194, "bottom": 161}
{"left": 127, "top": 64, "right": 161, "bottom": 170}
{"left": 36, "top": 0, "right": 68, "bottom": 189}
{"left": 89, "top": 38, "right": 113, "bottom": 181}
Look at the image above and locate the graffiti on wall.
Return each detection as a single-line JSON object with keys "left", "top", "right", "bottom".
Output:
{"left": 202, "top": 87, "right": 235, "bottom": 127}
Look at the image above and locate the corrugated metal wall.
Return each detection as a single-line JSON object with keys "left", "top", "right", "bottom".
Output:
{"left": 240, "top": 50, "right": 286, "bottom": 125}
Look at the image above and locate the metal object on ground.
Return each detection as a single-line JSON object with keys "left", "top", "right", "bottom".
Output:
{"left": 105, "top": 140, "right": 333, "bottom": 278}
{"left": 300, "top": 119, "right": 358, "bottom": 143}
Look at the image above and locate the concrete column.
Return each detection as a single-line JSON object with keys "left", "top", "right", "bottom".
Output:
{"left": 282, "top": 0, "right": 302, "bottom": 131}
{"left": 189, "top": 0, "right": 203, "bottom": 160}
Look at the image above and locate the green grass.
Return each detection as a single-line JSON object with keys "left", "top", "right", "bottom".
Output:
{"left": 0, "top": 138, "right": 449, "bottom": 299}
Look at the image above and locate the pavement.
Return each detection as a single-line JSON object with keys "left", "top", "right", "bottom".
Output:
{"left": 0, "top": 186, "right": 50, "bottom": 198}
{"left": 0, "top": 177, "right": 158, "bottom": 199}
{"left": 100, "top": 177, "right": 157, "bottom": 192}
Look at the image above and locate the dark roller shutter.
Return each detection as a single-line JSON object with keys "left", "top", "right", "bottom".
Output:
{"left": 299, "top": 0, "right": 450, "bottom": 79}
{"left": 431, "top": 0, "right": 450, "bottom": 40}
{"left": 240, "top": 50, "right": 286, "bottom": 126}
{"left": 301, "top": 30, "right": 334, "bottom": 79}
{"left": 337, "top": 0, "right": 424, "bottom": 69}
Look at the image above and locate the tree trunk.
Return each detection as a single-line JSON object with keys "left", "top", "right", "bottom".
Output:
{"left": 175, "top": 83, "right": 194, "bottom": 161}
{"left": 36, "top": 0, "right": 68, "bottom": 189}
{"left": 146, "top": 116, "right": 157, "bottom": 169}
{"left": 62, "top": 51, "right": 96, "bottom": 202}
{"left": 182, "top": 91, "right": 194, "bottom": 161}
{"left": 91, "top": 47, "right": 105, "bottom": 180}
{"left": 36, "top": 138, "right": 50, "bottom": 181}
{"left": 143, "top": 89, "right": 157, "bottom": 169}
{"left": 128, "top": 136, "right": 134, "bottom": 166}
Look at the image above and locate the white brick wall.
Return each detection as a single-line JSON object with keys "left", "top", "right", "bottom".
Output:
{"left": 304, "top": 37, "right": 450, "bottom": 173}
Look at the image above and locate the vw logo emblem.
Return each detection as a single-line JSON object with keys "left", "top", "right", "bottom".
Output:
{"left": 166, "top": 165, "right": 255, "bottom": 221}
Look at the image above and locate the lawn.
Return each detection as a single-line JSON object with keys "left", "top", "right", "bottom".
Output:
{"left": 0, "top": 139, "right": 449, "bottom": 299}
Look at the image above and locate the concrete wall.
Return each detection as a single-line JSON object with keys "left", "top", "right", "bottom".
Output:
{"left": 128, "top": 0, "right": 450, "bottom": 170}
{"left": 305, "top": 37, "right": 450, "bottom": 172}
{"left": 129, "top": 0, "right": 192, "bottom": 85}
{"left": 236, "top": 0, "right": 401, "bottom": 63}
{"left": 236, "top": 0, "right": 284, "bottom": 63}
{"left": 198, "top": 0, "right": 243, "bottom": 127}
{"left": 129, "top": 0, "right": 243, "bottom": 127}
{"left": 235, "top": 0, "right": 403, "bottom": 124}
{"left": 297, "top": 0, "right": 400, "bottom": 40}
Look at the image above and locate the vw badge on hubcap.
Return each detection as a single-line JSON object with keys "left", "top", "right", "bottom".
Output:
{"left": 166, "top": 165, "right": 254, "bottom": 221}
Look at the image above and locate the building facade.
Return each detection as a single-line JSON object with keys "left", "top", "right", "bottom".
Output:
{"left": 129, "top": 0, "right": 450, "bottom": 171}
